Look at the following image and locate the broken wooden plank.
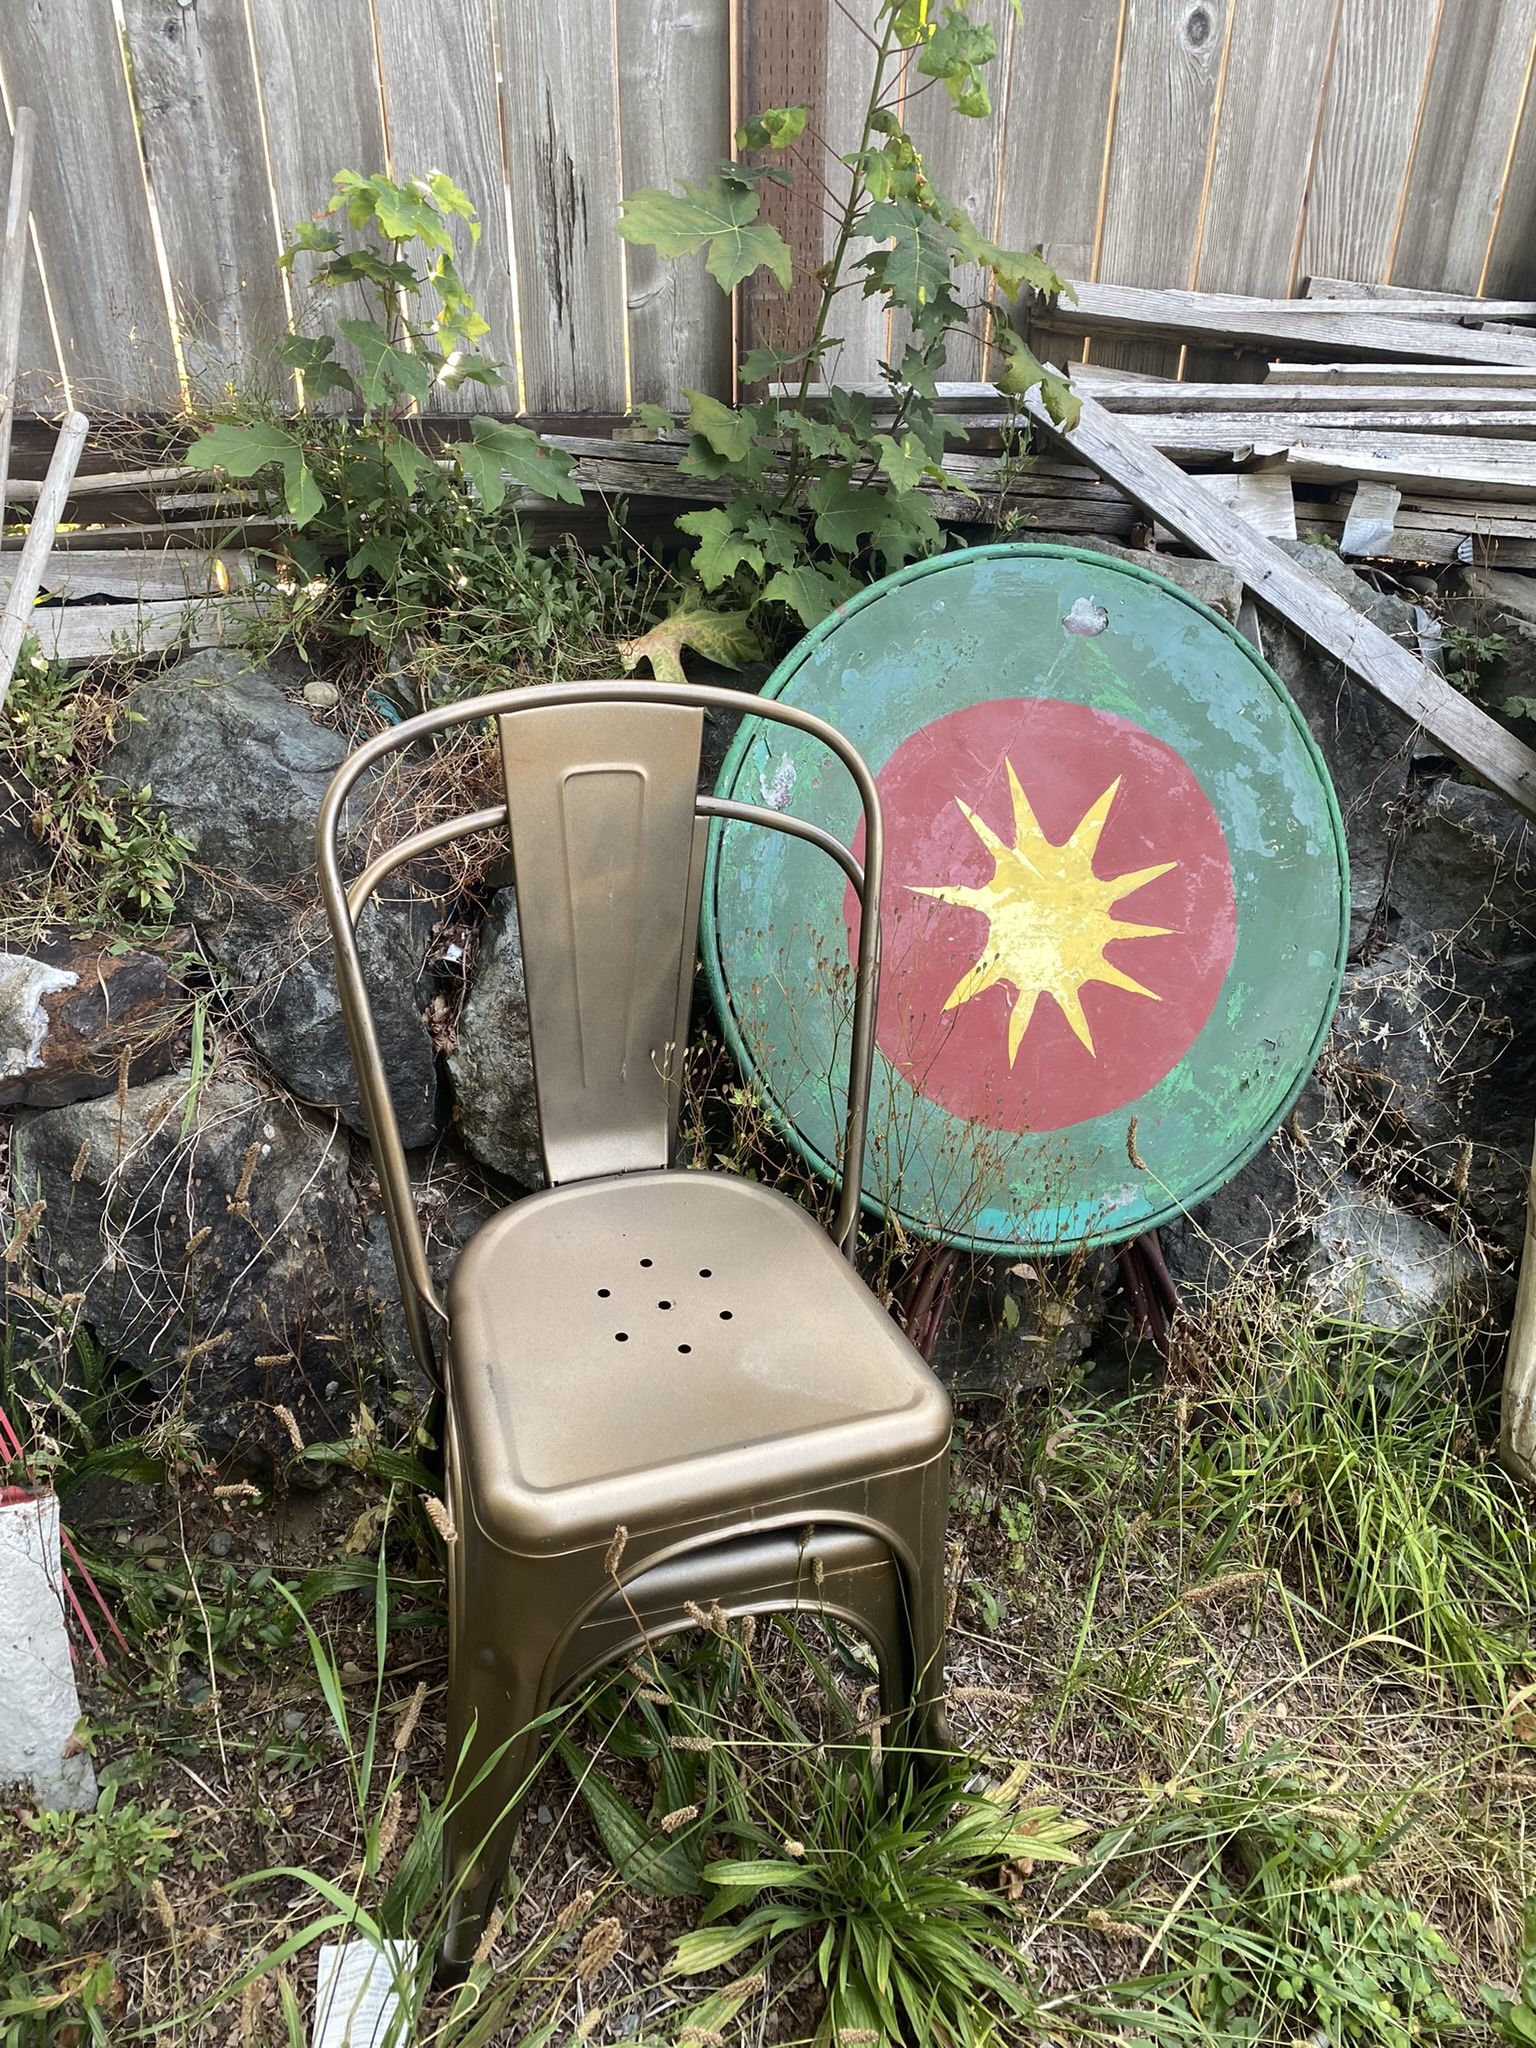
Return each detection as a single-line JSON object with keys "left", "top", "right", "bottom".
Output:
{"left": 1300, "top": 276, "right": 1536, "bottom": 317}
{"left": 1276, "top": 431, "right": 1536, "bottom": 499}
{"left": 1024, "top": 378, "right": 1536, "bottom": 817}
{"left": 1080, "top": 377, "right": 1536, "bottom": 414}
{"left": 0, "top": 547, "right": 255, "bottom": 603}
{"left": 1156, "top": 468, "right": 1296, "bottom": 542}
{"left": 1340, "top": 481, "right": 1402, "bottom": 556}
{"left": 0, "top": 410, "right": 86, "bottom": 705}
{"left": 1033, "top": 281, "right": 1536, "bottom": 366}
{"left": 27, "top": 595, "right": 263, "bottom": 666}
{"left": 2, "top": 519, "right": 284, "bottom": 553}
{"left": 1500, "top": 1128, "right": 1536, "bottom": 1483}
{"left": 1298, "top": 514, "right": 1536, "bottom": 567}
{"left": 0, "top": 106, "right": 36, "bottom": 542}
{"left": 4, "top": 463, "right": 213, "bottom": 506}
{"left": 1398, "top": 493, "right": 1536, "bottom": 534}
{"left": 1303, "top": 275, "right": 1478, "bottom": 300}
{"left": 1270, "top": 360, "right": 1536, "bottom": 386}
{"left": 1123, "top": 412, "right": 1536, "bottom": 450}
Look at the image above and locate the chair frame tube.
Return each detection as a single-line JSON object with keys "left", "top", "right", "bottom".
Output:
{"left": 316, "top": 681, "right": 886, "bottom": 1388}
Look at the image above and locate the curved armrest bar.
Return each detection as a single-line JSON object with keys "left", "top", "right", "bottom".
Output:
{"left": 316, "top": 682, "right": 883, "bottom": 1346}
{"left": 695, "top": 795, "right": 865, "bottom": 892}
{"left": 329, "top": 803, "right": 513, "bottom": 1359}
{"left": 347, "top": 803, "right": 510, "bottom": 924}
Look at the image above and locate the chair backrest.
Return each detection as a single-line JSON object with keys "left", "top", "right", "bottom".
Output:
{"left": 499, "top": 699, "right": 704, "bottom": 1185}
{"left": 316, "top": 681, "right": 885, "bottom": 1387}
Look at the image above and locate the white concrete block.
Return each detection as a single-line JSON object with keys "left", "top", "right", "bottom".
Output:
{"left": 312, "top": 1939, "right": 417, "bottom": 2048}
{"left": 0, "top": 1492, "right": 97, "bottom": 1809}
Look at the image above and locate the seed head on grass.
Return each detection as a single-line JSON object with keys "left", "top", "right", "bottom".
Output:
{"left": 469, "top": 1906, "right": 503, "bottom": 1968}
{"left": 393, "top": 1681, "right": 427, "bottom": 1754}
{"left": 574, "top": 1916, "right": 623, "bottom": 1981}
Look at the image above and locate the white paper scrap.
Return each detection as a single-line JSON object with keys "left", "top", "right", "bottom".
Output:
{"left": 312, "top": 1939, "right": 417, "bottom": 2048}
{"left": 0, "top": 1491, "right": 97, "bottom": 1810}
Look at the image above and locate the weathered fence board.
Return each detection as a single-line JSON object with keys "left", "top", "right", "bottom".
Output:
{"left": 820, "top": 3, "right": 889, "bottom": 385}
{"left": 1390, "top": 0, "right": 1536, "bottom": 293}
{"left": 495, "top": 0, "right": 628, "bottom": 414}
{"left": 373, "top": 0, "right": 516, "bottom": 413}
{"left": 1481, "top": 20, "right": 1536, "bottom": 297}
{"left": 1093, "top": 0, "right": 1231, "bottom": 377}
{"left": 1182, "top": 0, "right": 1336, "bottom": 381}
{"left": 121, "top": 0, "right": 285, "bottom": 401}
{"left": 898, "top": 0, "right": 1016, "bottom": 378}
{"left": 246, "top": 0, "right": 387, "bottom": 375}
{"left": 1298, "top": 0, "right": 1441, "bottom": 288}
{"left": 8, "top": 0, "right": 1536, "bottom": 422}
{"left": 1002, "top": 0, "right": 1124, "bottom": 366}
{"left": 0, "top": 0, "right": 178, "bottom": 409}
{"left": 0, "top": 111, "right": 59, "bottom": 412}
{"left": 618, "top": 1, "right": 733, "bottom": 407}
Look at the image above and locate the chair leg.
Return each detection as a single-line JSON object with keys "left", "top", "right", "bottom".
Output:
{"left": 438, "top": 1505, "right": 569, "bottom": 1974}
{"left": 906, "top": 1529, "right": 954, "bottom": 1756}
{"left": 877, "top": 1453, "right": 955, "bottom": 1760}
{"left": 439, "top": 1657, "right": 550, "bottom": 1973}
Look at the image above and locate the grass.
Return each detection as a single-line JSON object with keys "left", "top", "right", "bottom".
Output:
{"left": 0, "top": 1269, "right": 1532, "bottom": 2046}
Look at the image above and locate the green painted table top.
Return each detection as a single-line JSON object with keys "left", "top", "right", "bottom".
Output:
{"left": 703, "top": 544, "right": 1348, "bottom": 1253}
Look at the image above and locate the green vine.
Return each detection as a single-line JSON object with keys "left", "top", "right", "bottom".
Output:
{"left": 617, "top": 0, "right": 1078, "bottom": 666}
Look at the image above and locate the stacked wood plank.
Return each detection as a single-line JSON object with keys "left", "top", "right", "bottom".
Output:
{"left": 14, "top": 271, "right": 1536, "bottom": 822}
{"left": 1032, "top": 279, "right": 1536, "bottom": 568}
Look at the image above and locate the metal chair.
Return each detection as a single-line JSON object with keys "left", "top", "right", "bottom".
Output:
{"left": 316, "top": 681, "right": 953, "bottom": 1964}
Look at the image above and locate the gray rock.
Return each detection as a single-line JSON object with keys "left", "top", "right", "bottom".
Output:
{"left": 1386, "top": 778, "right": 1536, "bottom": 952}
{"left": 1330, "top": 941, "right": 1491, "bottom": 1152}
{"left": 360, "top": 1144, "right": 500, "bottom": 1389}
{"left": 1305, "top": 1177, "right": 1480, "bottom": 1333}
{"left": 1440, "top": 565, "right": 1536, "bottom": 751}
{"left": 106, "top": 652, "right": 443, "bottom": 1146}
{"left": 446, "top": 890, "right": 542, "bottom": 1187}
{"left": 0, "top": 766, "right": 46, "bottom": 893}
{"left": 1266, "top": 544, "right": 1423, "bottom": 945}
{"left": 10, "top": 1066, "right": 386, "bottom": 1460}
{"left": 1321, "top": 934, "right": 1534, "bottom": 1255}
{"left": 1159, "top": 1079, "right": 1340, "bottom": 1293}
{"left": 0, "top": 932, "right": 191, "bottom": 1108}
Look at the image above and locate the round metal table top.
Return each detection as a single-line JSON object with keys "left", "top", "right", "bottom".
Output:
{"left": 703, "top": 544, "right": 1348, "bottom": 1254}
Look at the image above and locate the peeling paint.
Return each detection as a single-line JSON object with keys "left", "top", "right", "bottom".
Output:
{"left": 0, "top": 955, "right": 79, "bottom": 1080}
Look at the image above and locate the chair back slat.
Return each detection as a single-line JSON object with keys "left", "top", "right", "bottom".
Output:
{"left": 498, "top": 702, "right": 705, "bottom": 1184}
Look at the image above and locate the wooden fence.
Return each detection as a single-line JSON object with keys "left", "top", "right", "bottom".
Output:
{"left": 3, "top": 0, "right": 1536, "bottom": 422}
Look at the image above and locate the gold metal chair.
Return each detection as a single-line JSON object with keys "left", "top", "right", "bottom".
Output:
{"left": 316, "top": 682, "right": 953, "bottom": 1964}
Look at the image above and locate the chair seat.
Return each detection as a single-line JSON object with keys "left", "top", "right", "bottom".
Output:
{"left": 447, "top": 1171, "right": 951, "bottom": 1550}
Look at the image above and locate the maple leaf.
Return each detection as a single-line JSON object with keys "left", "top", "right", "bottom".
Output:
{"left": 619, "top": 603, "right": 760, "bottom": 683}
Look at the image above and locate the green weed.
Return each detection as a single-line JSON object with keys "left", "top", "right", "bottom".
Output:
{"left": 2, "top": 652, "right": 190, "bottom": 934}
{"left": 0, "top": 1783, "right": 181, "bottom": 2042}
{"left": 1178, "top": 1314, "right": 1534, "bottom": 1701}
{"left": 1069, "top": 1744, "right": 1466, "bottom": 2046}
{"left": 1485, "top": 1908, "right": 1536, "bottom": 2043}
{"left": 564, "top": 1623, "right": 1081, "bottom": 2047}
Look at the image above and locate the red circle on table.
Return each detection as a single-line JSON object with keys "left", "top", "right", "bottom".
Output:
{"left": 846, "top": 698, "right": 1238, "bottom": 1133}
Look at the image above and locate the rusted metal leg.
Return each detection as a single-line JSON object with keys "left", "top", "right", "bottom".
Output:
{"left": 1115, "top": 1229, "right": 1182, "bottom": 1356}
{"left": 900, "top": 1244, "right": 962, "bottom": 1362}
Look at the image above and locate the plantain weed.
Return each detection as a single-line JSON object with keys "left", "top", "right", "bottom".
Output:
{"left": 565, "top": 1621, "right": 1082, "bottom": 2047}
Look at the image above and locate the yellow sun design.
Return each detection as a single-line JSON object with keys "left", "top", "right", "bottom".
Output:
{"left": 912, "top": 761, "right": 1178, "bottom": 1065}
